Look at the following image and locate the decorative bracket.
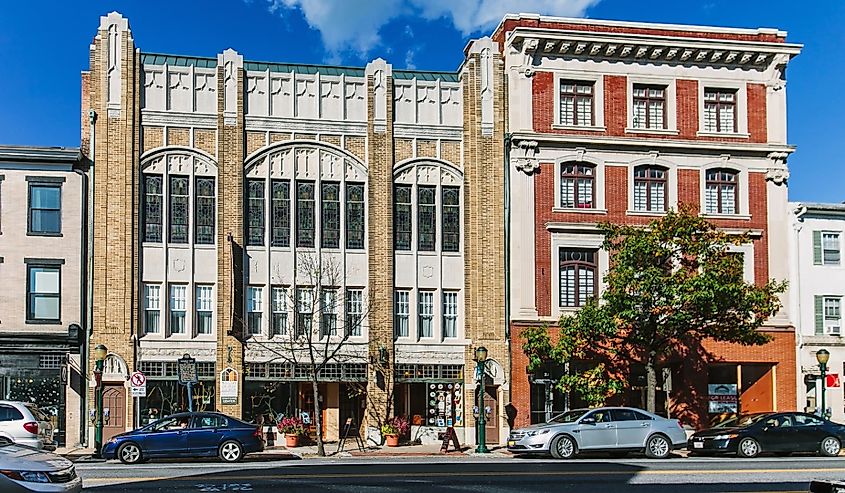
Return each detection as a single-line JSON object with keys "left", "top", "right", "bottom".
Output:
{"left": 512, "top": 140, "right": 539, "bottom": 174}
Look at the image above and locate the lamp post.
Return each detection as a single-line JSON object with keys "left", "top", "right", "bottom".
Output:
{"left": 474, "top": 346, "right": 490, "bottom": 454}
{"left": 817, "top": 349, "right": 831, "bottom": 419}
{"left": 92, "top": 344, "right": 108, "bottom": 459}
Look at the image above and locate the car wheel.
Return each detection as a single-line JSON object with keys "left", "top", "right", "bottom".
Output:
{"left": 117, "top": 442, "right": 143, "bottom": 465}
{"left": 645, "top": 434, "right": 671, "bottom": 459}
{"left": 737, "top": 437, "right": 760, "bottom": 458}
{"left": 219, "top": 440, "right": 244, "bottom": 463}
{"left": 549, "top": 435, "right": 577, "bottom": 460}
{"left": 820, "top": 436, "right": 841, "bottom": 457}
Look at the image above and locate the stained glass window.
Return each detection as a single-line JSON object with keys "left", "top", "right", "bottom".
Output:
{"left": 346, "top": 183, "right": 365, "bottom": 250}
{"left": 321, "top": 182, "right": 340, "bottom": 249}
{"left": 442, "top": 186, "right": 460, "bottom": 252}
{"left": 394, "top": 185, "right": 412, "bottom": 251}
{"left": 169, "top": 176, "right": 189, "bottom": 243}
{"left": 144, "top": 175, "right": 163, "bottom": 242}
{"left": 246, "top": 179, "right": 265, "bottom": 246}
{"left": 195, "top": 177, "right": 215, "bottom": 244}
{"left": 297, "top": 181, "right": 315, "bottom": 248}
{"left": 271, "top": 180, "right": 290, "bottom": 247}
{"left": 418, "top": 186, "right": 436, "bottom": 251}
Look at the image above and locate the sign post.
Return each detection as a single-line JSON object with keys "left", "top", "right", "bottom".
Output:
{"left": 177, "top": 354, "right": 198, "bottom": 413}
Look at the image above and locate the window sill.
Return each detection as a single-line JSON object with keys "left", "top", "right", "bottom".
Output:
{"left": 626, "top": 210, "right": 668, "bottom": 217}
{"left": 552, "top": 207, "right": 608, "bottom": 215}
{"left": 442, "top": 251, "right": 462, "bottom": 257}
{"left": 194, "top": 244, "right": 217, "bottom": 250}
{"left": 142, "top": 242, "right": 163, "bottom": 248}
{"left": 25, "top": 319, "right": 62, "bottom": 325}
{"left": 696, "top": 131, "right": 750, "bottom": 139}
{"left": 552, "top": 124, "right": 606, "bottom": 132}
{"left": 27, "top": 231, "right": 62, "bottom": 238}
{"left": 700, "top": 213, "right": 752, "bottom": 221}
{"left": 625, "top": 127, "right": 679, "bottom": 136}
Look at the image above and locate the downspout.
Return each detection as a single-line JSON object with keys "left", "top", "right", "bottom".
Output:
{"left": 793, "top": 205, "right": 807, "bottom": 412}
{"left": 72, "top": 163, "right": 88, "bottom": 448}
{"left": 82, "top": 108, "right": 96, "bottom": 447}
{"left": 503, "top": 132, "right": 512, "bottom": 392}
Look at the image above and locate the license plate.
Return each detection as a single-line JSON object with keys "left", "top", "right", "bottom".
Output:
{"left": 507, "top": 440, "right": 516, "bottom": 447}
{"left": 693, "top": 442, "right": 704, "bottom": 449}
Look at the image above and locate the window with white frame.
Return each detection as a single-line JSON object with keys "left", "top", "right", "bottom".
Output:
{"left": 817, "top": 296, "right": 842, "bottom": 336}
{"left": 632, "top": 85, "right": 666, "bottom": 130}
{"left": 418, "top": 291, "right": 434, "bottom": 338}
{"left": 394, "top": 290, "right": 410, "bottom": 338}
{"left": 321, "top": 289, "right": 338, "bottom": 337}
{"left": 560, "top": 163, "right": 595, "bottom": 209}
{"left": 247, "top": 286, "right": 263, "bottom": 336}
{"left": 814, "top": 231, "right": 841, "bottom": 266}
{"left": 169, "top": 284, "right": 187, "bottom": 334}
{"left": 703, "top": 88, "right": 737, "bottom": 133}
{"left": 633, "top": 166, "right": 667, "bottom": 213}
{"left": 346, "top": 289, "right": 363, "bottom": 336}
{"left": 297, "top": 288, "right": 313, "bottom": 337}
{"left": 195, "top": 285, "right": 213, "bottom": 334}
{"left": 443, "top": 291, "right": 458, "bottom": 339}
{"left": 144, "top": 284, "right": 161, "bottom": 333}
{"left": 559, "top": 249, "right": 597, "bottom": 307}
{"left": 271, "top": 286, "right": 287, "bottom": 336}
{"left": 26, "top": 264, "right": 61, "bottom": 322}
{"left": 704, "top": 169, "right": 738, "bottom": 215}
{"left": 560, "top": 81, "right": 594, "bottom": 126}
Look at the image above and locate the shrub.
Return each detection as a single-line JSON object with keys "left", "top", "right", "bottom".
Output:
{"left": 277, "top": 416, "right": 306, "bottom": 436}
{"left": 380, "top": 415, "right": 410, "bottom": 436}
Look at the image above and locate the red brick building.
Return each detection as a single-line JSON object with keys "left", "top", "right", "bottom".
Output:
{"left": 498, "top": 14, "right": 801, "bottom": 429}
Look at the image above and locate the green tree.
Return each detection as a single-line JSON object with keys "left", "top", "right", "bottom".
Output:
{"left": 523, "top": 208, "right": 786, "bottom": 413}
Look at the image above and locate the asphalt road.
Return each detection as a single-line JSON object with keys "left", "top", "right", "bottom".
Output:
{"left": 77, "top": 455, "right": 845, "bottom": 492}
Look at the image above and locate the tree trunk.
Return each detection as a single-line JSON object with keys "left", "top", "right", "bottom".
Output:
{"left": 645, "top": 354, "right": 657, "bottom": 414}
{"left": 311, "top": 377, "right": 325, "bottom": 456}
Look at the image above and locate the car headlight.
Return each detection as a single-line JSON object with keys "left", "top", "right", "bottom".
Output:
{"left": 0, "top": 470, "right": 50, "bottom": 483}
{"left": 712, "top": 434, "right": 738, "bottom": 440}
{"left": 526, "top": 429, "right": 551, "bottom": 437}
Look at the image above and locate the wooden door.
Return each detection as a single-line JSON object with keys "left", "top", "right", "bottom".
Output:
{"left": 483, "top": 386, "right": 499, "bottom": 443}
{"left": 102, "top": 385, "right": 126, "bottom": 442}
{"left": 740, "top": 364, "right": 774, "bottom": 414}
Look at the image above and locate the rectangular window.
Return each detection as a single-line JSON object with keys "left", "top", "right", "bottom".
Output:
{"left": 418, "top": 186, "right": 436, "bottom": 251}
{"left": 271, "top": 286, "right": 288, "bottom": 336}
{"left": 560, "top": 81, "right": 594, "bottom": 126}
{"left": 394, "top": 290, "right": 410, "bottom": 338}
{"left": 144, "top": 175, "right": 163, "bottom": 242}
{"left": 169, "top": 176, "right": 189, "bottom": 243}
{"left": 194, "top": 177, "right": 215, "bottom": 244}
{"left": 247, "top": 179, "right": 265, "bottom": 246}
{"left": 825, "top": 297, "right": 842, "bottom": 335}
{"left": 442, "top": 187, "right": 460, "bottom": 252}
{"left": 247, "top": 286, "right": 263, "bottom": 336}
{"left": 169, "top": 284, "right": 187, "bottom": 334}
{"left": 28, "top": 183, "right": 62, "bottom": 235}
{"left": 144, "top": 284, "right": 161, "bottom": 333}
{"left": 297, "top": 288, "right": 313, "bottom": 337}
{"left": 703, "top": 89, "right": 737, "bottom": 133}
{"left": 632, "top": 85, "right": 666, "bottom": 130}
{"left": 394, "top": 185, "right": 412, "bottom": 251}
{"left": 320, "top": 289, "right": 338, "bottom": 337}
{"left": 418, "top": 291, "right": 434, "bottom": 338}
{"left": 346, "top": 289, "right": 363, "bottom": 336}
{"left": 27, "top": 265, "right": 60, "bottom": 322}
{"left": 271, "top": 180, "right": 290, "bottom": 247}
{"left": 346, "top": 183, "right": 365, "bottom": 250}
{"left": 321, "top": 182, "right": 340, "bottom": 249}
{"left": 195, "top": 285, "right": 213, "bottom": 334}
{"left": 823, "top": 233, "right": 841, "bottom": 265}
{"left": 559, "top": 249, "right": 597, "bottom": 307}
{"left": 633, "top": 166, "right": 667, "bottom": 212}
{"left": 297, "top": 181, "right": 315, "bottom": 248}
{"left": 704, "top": 169, "right": 738, "bottom": 215}
{"left": 560, "top": 164, "right": 595, "bottom": 209}
{"left": 443, "top": 291, "right": 458, "bottom": 338}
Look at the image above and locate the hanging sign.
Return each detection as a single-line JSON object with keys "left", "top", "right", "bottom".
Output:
{"left": 220, "top": 367, "right": 239, "bottom": 405}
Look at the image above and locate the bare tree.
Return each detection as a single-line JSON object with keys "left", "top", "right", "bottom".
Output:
{"left": 245, "top": 252, "right": 372, "bottom": 456}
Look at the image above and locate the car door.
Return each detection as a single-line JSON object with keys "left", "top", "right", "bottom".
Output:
{"left": 142, "top": 417, "right": 190, "bottom": 457}
{"left": 577, "top": 409, "right": 617, "bottom": 449}
{"left": 755, "top": 414, "right": 795, "bottom": 452}
{"left": 186, "top": 415, "right": 226, "bottom": 456}
{"left": 792, "top": 413, "right": 828, "bottom": 452}
{"left": 612, "top": 409, "right": 651, "bottom": 448}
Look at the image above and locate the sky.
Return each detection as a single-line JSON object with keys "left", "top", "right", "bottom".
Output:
{"left": 0, "top": 0, "right": 842, "bottom": 202}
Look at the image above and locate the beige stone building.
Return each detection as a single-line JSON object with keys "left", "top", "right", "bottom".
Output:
{"left": 0, "top": 145, "right": 88, "bottom": 447}
{"left": 84, "top": 12, "right": 508, "bottom": 446}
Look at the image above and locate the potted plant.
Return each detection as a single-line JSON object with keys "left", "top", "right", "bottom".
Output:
{"left": 381, "top": 416, "right": 410, "bottom": 447}
{"left": 277, "top": 416, "right": 305, "bottom": 448}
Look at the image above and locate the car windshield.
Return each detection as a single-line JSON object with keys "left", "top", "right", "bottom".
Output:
{"left": 548, "top": 410, "right": 589, "bottom": 424}
{"left": 714, "top": 413, "right": 771, "bottom": 428}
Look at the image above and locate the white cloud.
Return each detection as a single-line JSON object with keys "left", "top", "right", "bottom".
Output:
{"left": 404, "top": 48, "right": 417, "bottom": 69}
{"left": 265, "top": 0, "right": 599, "bottom": 59}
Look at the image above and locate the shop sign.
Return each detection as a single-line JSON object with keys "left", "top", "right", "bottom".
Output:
{"left": 427, "top": 382, "right": 462, "bottom": 427}
{"left": 708, "top": 384, "right": 738, "bottom": 414}
{"left": 827, "top": 373, "right": 841, "bottom": 389}
{"left": 220, "top": 367, "right": 239, "bottom": 405}
{"left": 177, "top": 354, "right": 198, "bottom": 384}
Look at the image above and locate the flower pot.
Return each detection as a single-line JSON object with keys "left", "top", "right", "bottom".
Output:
{"left": 285, "top": 434, "right": 299, "bottom": 448}
{"left": 385, "top": 434, "right": 400, "bottom": 447}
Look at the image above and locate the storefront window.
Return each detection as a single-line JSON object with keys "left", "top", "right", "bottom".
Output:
{"left": 243, "top": 380, "right": 295, "bottom": 424}
{"left": 139, "top": 380, "right": 216, "bottom": 425}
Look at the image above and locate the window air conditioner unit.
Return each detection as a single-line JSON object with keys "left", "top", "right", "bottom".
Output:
{"left": 829, "top": 325, "right": 842, "bottom": 336}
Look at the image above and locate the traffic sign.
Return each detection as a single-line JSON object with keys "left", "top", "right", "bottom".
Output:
{"left": 131, "top": 385, "right": 147, "bottom": 397}
{"left": 130, "top": 371, "right": 146, "bottom": 387}
{"left": 827, "top": 373, "right": 841, "bottom": 389}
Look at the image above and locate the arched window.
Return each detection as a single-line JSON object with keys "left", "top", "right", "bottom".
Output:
{"left": 560, "top": 163, "right": 595, "bottom": 209}
{"left": 633, "top": 165, "right": 667, "bottom": 212}
{"left": 559, "top": 248, "right": 597, "bottom": 307}
{"left": 705, "top": 169, "right": 738, "bottom": 215}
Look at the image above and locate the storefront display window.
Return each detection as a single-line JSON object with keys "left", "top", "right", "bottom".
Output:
{"left": 139, "top": 380, "right": 216, "bottom": 425}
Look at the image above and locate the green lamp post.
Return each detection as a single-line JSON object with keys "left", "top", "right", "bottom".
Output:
{"left": 92, "top": 344, "right": 108, "bottom": 459}
{"left": 475, "top": 346, "right": 490, "bottom": 454}
{"left": 817, "top": 349, "right": 831, "bottom": 419}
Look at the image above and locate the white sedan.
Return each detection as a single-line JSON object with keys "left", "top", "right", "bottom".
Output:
{"left": 0, "top": 438, "right": 81, "bottom": 493}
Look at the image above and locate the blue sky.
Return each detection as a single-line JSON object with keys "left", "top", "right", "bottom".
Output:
{"left": 0, "top": 0, "right": 841, "bottom": 202}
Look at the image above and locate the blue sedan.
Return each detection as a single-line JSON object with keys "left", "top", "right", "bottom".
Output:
{"left": 102, "top": 412, "right": 264, "bottom": 464}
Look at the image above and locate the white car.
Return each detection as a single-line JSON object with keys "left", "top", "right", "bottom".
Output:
{"left": 507, "top": 407, "right": 688, "bottom": 459}
{"left": 0, "top": 401, "right": 55, "bottom": 450}
{"left": 0, "top": 438, "right": 81, "bottom": 493}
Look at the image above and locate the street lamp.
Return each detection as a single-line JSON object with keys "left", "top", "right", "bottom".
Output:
{"left": 92, "top": 344, "right": 108, "bottom": 459}
{"left": 817, "top": 349, "right": 831, "bottom": 419}
{"left": 474, "top": 346, "right": 490, "bottom": 454}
